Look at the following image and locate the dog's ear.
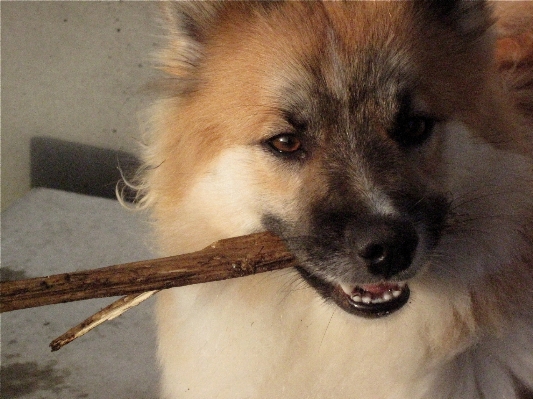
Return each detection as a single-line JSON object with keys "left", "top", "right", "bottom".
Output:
{"left": 155, "top": 2, "right": 230, "bottom": 80}
{"left": 418, "top": 0, "right": 493, "bottom": 38}
{"left": 160, "top": 2, "right": 224, "bottom": 45}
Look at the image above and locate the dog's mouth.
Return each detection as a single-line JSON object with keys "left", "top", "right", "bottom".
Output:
{"left": 337, "top": 282, "right": 410, "bottom": 317}
{"left": 297, "top": 267, "right": 410, "bottom": 318}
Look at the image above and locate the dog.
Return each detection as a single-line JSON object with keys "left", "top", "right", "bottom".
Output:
{"left": 133, "top": 1, "right": 533, "bottom": 398}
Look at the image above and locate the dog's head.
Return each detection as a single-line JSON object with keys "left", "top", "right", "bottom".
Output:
{"left": 145, "top": 1, "right": 532, "bottom": 318}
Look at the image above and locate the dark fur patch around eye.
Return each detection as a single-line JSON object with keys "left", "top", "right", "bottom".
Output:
{"left": 415, "top": 0, "right": 492, "bottom": 40}
{"left": 388, "top": 93, "right": 438, "bottom": 147}
{"left": 390, "top": 115, "right": 437, "bottom": 147}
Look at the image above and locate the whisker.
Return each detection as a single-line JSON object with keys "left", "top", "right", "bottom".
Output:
{"left": 319, "top": 308, "right": 337, "bottom": 352}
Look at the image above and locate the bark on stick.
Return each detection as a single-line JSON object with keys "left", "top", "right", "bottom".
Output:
{"left": 0, "top": 232, "right": 297, "bottom": 313}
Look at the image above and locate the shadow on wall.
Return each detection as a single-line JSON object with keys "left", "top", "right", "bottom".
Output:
{"left": 30, "top": 137, "right": 140, "bottom": 202}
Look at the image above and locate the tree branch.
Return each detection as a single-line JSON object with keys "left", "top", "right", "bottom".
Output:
{"left": 0, "top": 232, "right": 297, "bottom": 313}
{"left": 49, "top": 291, "right": 159, "bottom": 351}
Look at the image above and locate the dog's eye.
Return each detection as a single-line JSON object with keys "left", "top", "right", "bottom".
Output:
{"left": 393, "top": 116, "right": 436, "bottom": 147}
{"left": 267, "top": 134, "right": 303, "bottom": 154}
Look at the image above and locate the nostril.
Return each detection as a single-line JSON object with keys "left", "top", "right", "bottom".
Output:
{"left": 351, "top": 219, "right": 419, "bottom": 279}
{"left": 361, "top": 239, "right": 416, "bottom": 279}
{"left": 358, "top": 243, "right": 387, "bottom": 265}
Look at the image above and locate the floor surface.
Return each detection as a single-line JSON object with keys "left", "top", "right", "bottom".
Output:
{"left": 1, "top": 188, "right": 158, "bottom": 398}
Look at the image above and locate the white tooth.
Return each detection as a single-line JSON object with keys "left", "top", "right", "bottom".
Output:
{"left": 352, "top": 295, "right": 362, "bottom": 303}
{"left": 340, "top": 283, "right": 356, "bottom": 296}
{"left": 362, "top": 296, "right": 372, "bottom": 304}
{"left": 392, "top": 290, "right": 402, "bottom": 298}
{"left": 383, "top": 292, "right": 392, "bottom": 302}
{"left": 372, "top": 298, "right": 384, "bottom": 304}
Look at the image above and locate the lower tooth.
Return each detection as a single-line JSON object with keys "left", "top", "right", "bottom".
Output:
{"left": 350, "top": 286, "right": 405, "bottom": 305}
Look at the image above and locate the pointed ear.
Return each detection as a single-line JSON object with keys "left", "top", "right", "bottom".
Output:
{"left": 420, "top": 0, "right": 492, "bottom": 38}
{"left": 160, "top": 2, "right": 225, "bottom": 44}
{"left": 156, "top": 2, "right": 228, "bottom": 79}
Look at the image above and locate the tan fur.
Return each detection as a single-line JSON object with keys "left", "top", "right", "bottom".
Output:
{"left": 133, "top": 2, "right": 533, "bottom": 398}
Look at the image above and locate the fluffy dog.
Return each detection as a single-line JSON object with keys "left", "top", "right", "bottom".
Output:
{"left": 134, "top": 1, "right": 533, "bottom": 398}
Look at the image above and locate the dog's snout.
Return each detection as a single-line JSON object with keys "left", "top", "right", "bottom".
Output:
{"left": 350, "top": 218, "right": 418, "bottom": 279}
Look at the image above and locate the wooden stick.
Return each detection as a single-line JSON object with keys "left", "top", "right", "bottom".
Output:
{"left": 49, "top": 291, "right": 159, "bottom": 351}
{"left": 0, "top": 232, "right": 297, "bottom": 313}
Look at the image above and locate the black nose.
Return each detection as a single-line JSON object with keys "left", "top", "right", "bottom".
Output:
{"left": 349, "top": 218, "right": 418, "bottom": 279}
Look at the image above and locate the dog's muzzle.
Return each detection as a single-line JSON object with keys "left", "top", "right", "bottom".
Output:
{"left": 294, "top": 216, "right": 421, "bottom": 317}
{"left": 266, "top": 194, "right": 448, "bottom": 318}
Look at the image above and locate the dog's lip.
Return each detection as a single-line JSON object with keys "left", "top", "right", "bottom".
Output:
{"left": 295, "top": 267, "right": 410, "bottom": 318}
{"left": 335, "top": 281, "right": 410, "bottom": 318}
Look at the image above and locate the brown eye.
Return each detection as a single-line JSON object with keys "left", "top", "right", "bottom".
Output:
{"left": 267, "top": 134, "right": 302, "bottom": 154}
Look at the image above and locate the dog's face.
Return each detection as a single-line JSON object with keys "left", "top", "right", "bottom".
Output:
{"left": 146, "top": 1, "right": 532, "bottom": 319}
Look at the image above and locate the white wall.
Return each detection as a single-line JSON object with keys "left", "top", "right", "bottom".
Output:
{"left": 2, "top": 1, "right": 160, "bottom": 209}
